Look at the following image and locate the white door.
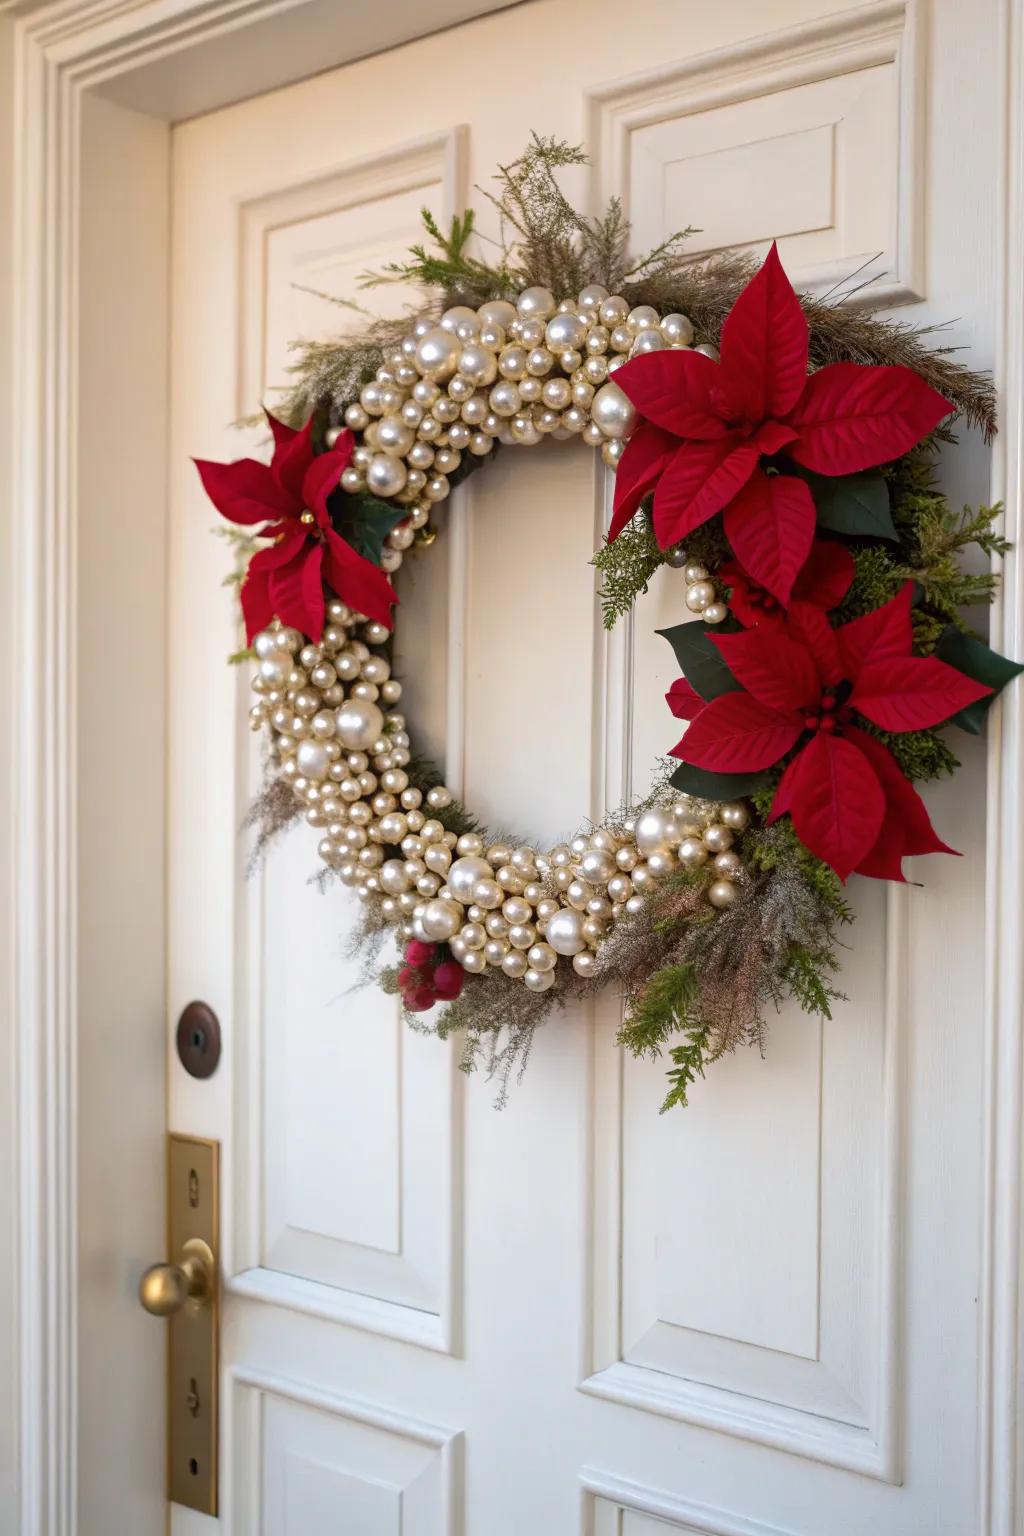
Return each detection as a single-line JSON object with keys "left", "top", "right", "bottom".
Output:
{"left": 168, "top": 3, "right": 1000, "bottom": 1531}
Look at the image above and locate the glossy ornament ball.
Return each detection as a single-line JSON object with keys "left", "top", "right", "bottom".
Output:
{"left": 335, "top": 698, "right": 385, "bottom": 751}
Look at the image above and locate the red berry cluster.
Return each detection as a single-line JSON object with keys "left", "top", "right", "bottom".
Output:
{"left": 398, "top": 940, "right": 465, "bottom": 1013}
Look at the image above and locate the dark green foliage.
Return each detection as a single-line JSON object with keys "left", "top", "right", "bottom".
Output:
{"left": 330, "top": 491, "right": 408, "bottom": 565}
{"left": 656, "top": 618, "right": 740, "bottom": 699}
{"left": 935, "top": 626, "right": 1024, "bottom": 732}
{"left": 668, "top": 762, "right": 773, "bottom": 799}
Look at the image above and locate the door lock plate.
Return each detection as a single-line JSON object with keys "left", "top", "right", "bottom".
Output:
{"left": 167, "top": 1134, "right": 219, "bottom": 1514}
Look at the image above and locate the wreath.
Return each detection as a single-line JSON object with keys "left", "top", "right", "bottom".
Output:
{"left": 197, "top": 139, "right": 1020, "bottom": 1109}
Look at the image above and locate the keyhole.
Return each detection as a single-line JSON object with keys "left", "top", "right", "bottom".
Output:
{"left": 188, "top": 1168, "right": 199, "bottom": 1208}
{"left": 189, "top": 1458, "right": 199, "bottom": 1477}
{"left": 191, "top": 1028, "right": 205, "bottom": 1050}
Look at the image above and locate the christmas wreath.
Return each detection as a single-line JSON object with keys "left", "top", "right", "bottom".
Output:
{"left": 198, "top": 139, "right": 1019, "bottom": 1108}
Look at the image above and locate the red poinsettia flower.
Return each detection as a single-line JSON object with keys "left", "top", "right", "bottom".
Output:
{"left": 195, "top": 411, "right": 397, "bottom": 642}
{"left": 721, "top": 539, "right": 855, "bottom": 628}
{"left": 670, "top": 583, "right": 991, "bottom": 880}
{"left": 610, "top": 244, "right": 951, "bottom": 604}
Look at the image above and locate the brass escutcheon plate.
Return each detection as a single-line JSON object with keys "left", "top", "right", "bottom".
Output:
{"left": 168, "top": 1134, "right": 219, "bottom": 1514}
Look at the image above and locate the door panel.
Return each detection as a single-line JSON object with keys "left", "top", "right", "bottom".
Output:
{"left": 169, "top": 2, "right": 997, "bottom": 1531}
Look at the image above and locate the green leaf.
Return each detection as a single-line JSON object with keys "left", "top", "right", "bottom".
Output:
{"left": 935, "top": 625, "right": 1024, "bottom": 733}
{"left": 331, "top": 492, "right": 408, "bottom": 566}
{"left": 669, "top": 761, "right": 774, "bottom": 799}
{"left": 786, "top": 464, "right": 898, "bottom": 542}
{"left": 656, "top": 619, "right": 741, "bottom": 701}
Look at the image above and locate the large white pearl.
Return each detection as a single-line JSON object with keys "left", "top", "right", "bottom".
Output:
{"left": 477, "top": 299, "right": 518, "bottom": 329}
{"left": 545, "top": 907, "right": 586, "bottom": 956}
{"left": 457, "top": 344, "right": 498, "bottom": 387}
{"left": 661, "top": 313, "right": 695, "bottom": 346}
{"left": 580, "top": 847, "right": 616, "bottom": 884}
{"left": 590, "top": 381, "right": 637, "bottom": 440}
{"left": 379, "top": 858, "right": 411, "bottom": 894}
{"left": 634, "top": 808, "right": 677, "bottom": 857}
{"left": 335, "top": 697, "right": 385, "bottom": 750}
{"left": 366, "top": 454, "right": 408, "bottom": 498}
{"left": 517, "top": 285, "right": 556, "bottom": 320}
{"left": 545, "top": 312, "right": 587, "bottom": 353}
{"left": 376, "top": 415, "right": 415, "bottom": 456}
{"left": 448, "top": 855, "right": 494, "bottom": 900}
{"left": 419, "top": 897, "right": 463, "bottom": 941}
{"left": 296, "top": 740, "right": 330, "bottom": 780}
{"left": 415, "top": 328, "right": 461, "bottom": 380}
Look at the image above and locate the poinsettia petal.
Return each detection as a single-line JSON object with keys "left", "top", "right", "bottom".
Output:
{"left": 768, "top": 731, "right": 886, "bottom": 881}
{"left": 301, "top": 445, "right": 352, "bottom": 526}
{"left": 850, "top": 654, "right": 992, "bottom": 732}
{"left": 792, "top": 539, "right": 856, "bottom": 609}
{"left": 265, "top": 409, "right": 298, "bottom": 449}
{"left": 268, "top": 541, "right": 325, "bottom": 641}
{"left": 671, "top": 692, "right": 801, "bottom": 772}
{"left": 239, "top": 564, "right": 274, "bottom": 644}
{"left": 710, "top": 625, "right": 818, "bottom": 713}
{"left": 614, "top": 349, "right": 730, "bottom": 439}
{"left": 786, "top": 363, "right": 952, "bottom": 475}
{"left": 846, "top": 727, "right": 957, "bottom": 880}
{"left": 323, "top": 529, "right": 398, "bottom": 630}
{"left": 194, "top": 456, "right": 296, "bottom": 524}
{"left": 652, "top": 439, "right": 759, "bottom": 548}
{"left": 722, "top": 469, "right": 816, "bottom": 604}
{"left": 718, "top": 243, "right": 810, "bottom": 423}
{"left": 837, "top": 581, "right": 915, "bottom": 680}
{"left": 271, "top": 415, "right": 317, "bottom": 503}
{"left": 754, "top": 420, "right": 799, "bottom": 456}
{"left": 609, "top": 422, "right": 678, "bottom": 539}
{"left": 785, "top": 604, "right": 843, "bottom": 686}
{"left": 666, "top": 677, "right": 703, "bottom": 720}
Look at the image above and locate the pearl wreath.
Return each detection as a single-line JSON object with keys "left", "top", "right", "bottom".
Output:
{"left": 329, "top": 282, "right": 730, "bottom": 622}
{"left": 246, "top": 282, "right": 754, "bottom": 991}
{"left": 248, "top": 603, "right": 750, "bottom": 993}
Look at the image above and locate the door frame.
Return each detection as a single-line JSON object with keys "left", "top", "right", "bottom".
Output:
{"left": 1, "top": 1, "right": 1023, "bottom": 1531}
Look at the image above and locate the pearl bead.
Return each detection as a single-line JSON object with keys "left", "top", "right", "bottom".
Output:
{"left": 477, "top": 299, "right": 518, "bottom": 329}
{"left": 678, "top": 837, "right": 709, "bottom": 867}
{"left": 630, "top": 328, "right": 667, "bottom": 356}
{"left": 546, "top": 907, "right": 586, "bottom": 956}
{"left": 461, "top": 949, "right": 487, "bottom": 974}
{"left": 484, "top": 938, "right": 509, "bottom": 966}
{"left": 335, "top": 698, "right": 385, "bottom": 751}
{"left": 703, "top": 603, "right": 729, "bottom": 625}
{"left": 459, "top": 922, "right": 487, "bottom": 950}
{"left": 502, "top": 896, "right": 532, "bottom": 925}
{"left": 448, "top": 855, "right": 494, "bottom": 900}
{"left": 502, "top": 950, "right": 528, "bottom": 978}
{"left": 721, "top": 802, "right": 751, "bottom": 830}
{"left": 517, "top": 285, "right": 556, "bottom": 320}
{"left": 579, "top": 283, "right": 609, "bottom": 309}
{"left": 458, "top": 344, "right": 498, "bottom": 387}
{"left": 580, "top": 848, "right": 616, "bottom": 884}
{"left": 714, "top": 851, "right": 743, "bottom": 877}
{"left": 296, "top": 740, "right": 330, "bottom": 780}
{"left": 366, "top": 454, "right": 408, "bottom": 498}
{"left": 572, "top": 950, "right": 597, "bottom": 978}
{"left": 703, "top": 823, "right": 734, "bottom": 853}
{"left": 489, "top": 381, "right": 521, "bottom": 417}
{"left": 379, "top": 859, "right": 411, "bottom": 894}
{"left": 646, "top": 849, "right": 676, "bottom": 877}
{"left": 524, "top": 967, "right": 555, "bottom": 992}
{"left": 527, "top": 942, "right": 557, "bottom": 972}
{"left": 607, "top": 874, "right": 633, "bottom": 903}
{"left": 599, "top": 296, "right": 629, "bottom": 327}
{"left": 634, "top": 808, "right": 676, "bottom": 857}
{"left": 661, "top": 313, "right": 695, "bottom": 346}
{"left": 708, "top": 879, "right": 739, "bottom": 909}
{"left": 545, "top": 312, "right": 587, "bottom": 352}
{"left": 440, "top": 305, "right": 478, "bottom": 334}
{"left": 415, "top": 328, "right": 460, "bottom": 380}
{"left": 685, "top": 580, "right": 716, "bottom": 613}
{"left": 419, "top": 897, "right": 463, "bottom": 941}
{"left": 377, "top": 415, "right": 415, "bottom": 456}
{"left": 590, "top": 380, "right": 637, "bottom": 439}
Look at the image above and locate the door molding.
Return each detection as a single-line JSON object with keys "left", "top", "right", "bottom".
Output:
{"left": 5, "top": 2, "right": 1024, "bottom": 1533}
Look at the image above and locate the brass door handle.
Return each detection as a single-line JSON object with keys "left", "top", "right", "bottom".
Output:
{"left": 139, "top": 1237, "right": 215, "bottom": 1316}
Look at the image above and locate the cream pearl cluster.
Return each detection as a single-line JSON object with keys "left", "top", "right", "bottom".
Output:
{"left": 247, "top": 614, "right": 751, "bottom": 991}
{"left": 331, "top": 282, "right": 725, "bottom": 620}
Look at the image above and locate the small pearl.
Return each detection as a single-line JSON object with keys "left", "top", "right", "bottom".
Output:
{"left": 524, "top": 967, "right": 555, "bottom": 992}
{"left": 721, "top": 802, "right": 751, "bottom": 830}
{"left": 685, "top": 580, "right": 716, "bottom": 613}
{"left": 708, "top": 879, "right": 739, "bottom": 909}
{"left": 502, "top": 950, "right": 529, "bottom": 978}
{"left": 572, "top": 951, "right": 597, "bottom": 978}
{"left": 703, "top": 824, "right": 734, "bottom": 853}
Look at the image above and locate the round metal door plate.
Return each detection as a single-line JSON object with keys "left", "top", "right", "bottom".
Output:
{"left": 176, "top": 1001, "right": 222, "bottom": 1079}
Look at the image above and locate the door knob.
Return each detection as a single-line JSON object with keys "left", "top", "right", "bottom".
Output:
{"left": 139, "top": 1237, "right": 215, "bottom": 1316}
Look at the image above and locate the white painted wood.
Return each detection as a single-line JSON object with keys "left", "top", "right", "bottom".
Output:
{"left": 4, "top": 1, "right": 1024, "bottom": 1533}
